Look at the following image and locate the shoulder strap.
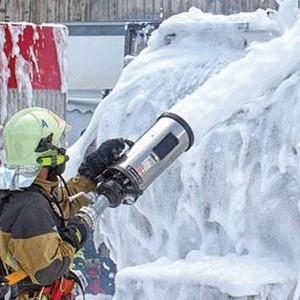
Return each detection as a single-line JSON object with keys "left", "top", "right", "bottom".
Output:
{"left": 24, "top": 184, "right": 51, "bottom": 201}
{"left": 27, "top": 184, "right": 70, "bottom": 222}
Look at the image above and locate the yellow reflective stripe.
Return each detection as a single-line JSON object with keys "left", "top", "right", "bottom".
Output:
{"left": 57, "top": 155, "right": 66, "bottom": 165}
{"left": 73, "top": 250, "right": 84, "bottom": 260}
{"left": 5, "top": 251, "right": 20, "bottom": 270}
{"left": 75, "top": 229, "right": 82, "bottom": 243}
{"left": 37, "top": 155, "right": 66, "bottom": 167}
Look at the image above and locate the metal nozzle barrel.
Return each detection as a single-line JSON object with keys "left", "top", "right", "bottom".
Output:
{"left": 97, "top": 112, "right": 194, "bottom": 206}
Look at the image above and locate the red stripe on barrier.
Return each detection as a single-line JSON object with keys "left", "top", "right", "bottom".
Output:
{"left": 1, "top": 23, "right": 62, "bottom": 90}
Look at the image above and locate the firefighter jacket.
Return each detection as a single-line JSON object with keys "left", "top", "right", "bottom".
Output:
{"left": 0, "top": 175, "right": 95, "bottom": 286}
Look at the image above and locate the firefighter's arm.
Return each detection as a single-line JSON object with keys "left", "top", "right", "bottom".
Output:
{"left": 10, "top": 196, "right": 88, "bottom": 286}
{"left": 57, "top": 175, "right": 96, "bottom": 218}
{"left": 58, "top": 138, "right": 126, "bottom": 217}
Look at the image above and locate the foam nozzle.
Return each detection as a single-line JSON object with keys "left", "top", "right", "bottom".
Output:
{"left": 158, "top": 112, "right": 194, "bottom": 151}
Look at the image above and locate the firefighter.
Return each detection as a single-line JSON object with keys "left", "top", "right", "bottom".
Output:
{"left": 0, "top": 107, "right": 125, "bottom": 299}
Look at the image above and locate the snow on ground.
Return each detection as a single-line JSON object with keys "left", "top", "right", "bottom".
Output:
{"left": 66, "top": 4, "right": 300, "bottom": 300}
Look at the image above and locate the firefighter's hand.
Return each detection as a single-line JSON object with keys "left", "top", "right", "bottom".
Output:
{"left": 78, "top": 138, "right": 126, "bottom": 181}
{"left": 59, "top": 217, "right": 89, "bottom": 251}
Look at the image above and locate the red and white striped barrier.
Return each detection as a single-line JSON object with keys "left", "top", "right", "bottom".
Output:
{"left": 0, "top": 22, "right": 68, "bottom": 125}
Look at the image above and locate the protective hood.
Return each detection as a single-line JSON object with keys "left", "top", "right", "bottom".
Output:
{"left": 0, "top": 165, "right": 40, "bottom": 190}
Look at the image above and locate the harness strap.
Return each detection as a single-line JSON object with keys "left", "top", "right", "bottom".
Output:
{"left": 28, "top": 184, "right": 70, "bottom": 222}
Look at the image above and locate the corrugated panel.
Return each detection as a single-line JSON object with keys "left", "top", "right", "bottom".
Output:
{"left": 0, "top": 0, "right": 278, "bottom": 22}
{"left": 2, "top": 89, "right": 66, "bottom": 125}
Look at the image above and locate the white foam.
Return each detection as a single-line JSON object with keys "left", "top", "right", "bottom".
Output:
{"left": 65, "top": 5, "right": 300, "bottom": 299}
{"left": 115, "top": 255, "right": 296, "bottom": 299}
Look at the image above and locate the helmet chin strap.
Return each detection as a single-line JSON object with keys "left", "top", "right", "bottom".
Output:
{"left": 47, "top": 164, "right": 66, "bottom": 180}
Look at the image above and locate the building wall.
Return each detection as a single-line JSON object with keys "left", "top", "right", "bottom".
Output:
{"left": 0, "top": 0, "right": 278, "bottom": 23}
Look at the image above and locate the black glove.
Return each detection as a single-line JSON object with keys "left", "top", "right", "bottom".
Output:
{"left": 59, "top": 216, "right": 89, "bottom": 251}
{"left": 78, "top": 138, "right": 126, "bottom": 181}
